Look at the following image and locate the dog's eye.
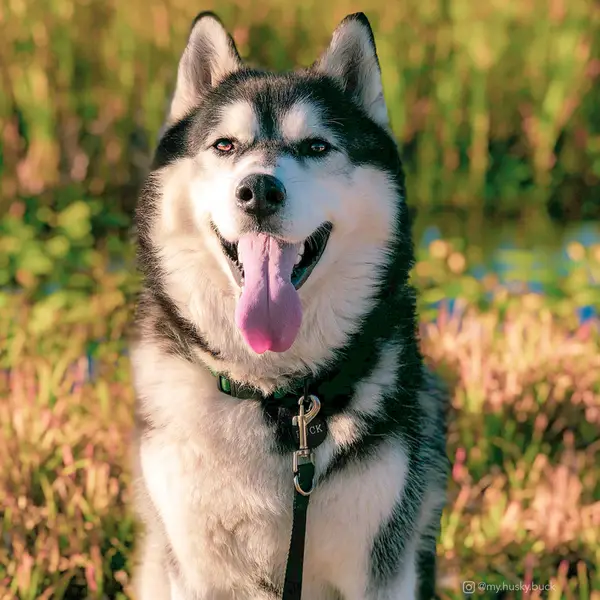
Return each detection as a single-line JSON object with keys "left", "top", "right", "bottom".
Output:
{"left": 300, "top": 139, "right": 331, "bottom": 157}
{"left": 214, "top": 138, "right": 235, "bottom": 153}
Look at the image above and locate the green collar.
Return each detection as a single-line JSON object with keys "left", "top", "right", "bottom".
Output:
{"left": 210, "top": 368, "right": 307, "bottom": 403}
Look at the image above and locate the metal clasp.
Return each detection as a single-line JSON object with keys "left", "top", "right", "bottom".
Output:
{"left": 292, "top": 395, "right": 321, "bottom": 450}
{"left": 292, "top": 395, "right": 320, "bottom": 496}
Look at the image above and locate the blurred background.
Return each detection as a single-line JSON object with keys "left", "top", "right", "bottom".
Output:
{"left": 0, "top": 0, "right": 599, "bottom": 598}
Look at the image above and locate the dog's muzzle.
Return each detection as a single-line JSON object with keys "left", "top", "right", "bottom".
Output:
{"left": 235, "top": 174, "right": 286, "bottom": 219}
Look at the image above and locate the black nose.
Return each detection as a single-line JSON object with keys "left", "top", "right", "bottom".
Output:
{"left": 235, "top": 174, "right": 286, "bottom": 218}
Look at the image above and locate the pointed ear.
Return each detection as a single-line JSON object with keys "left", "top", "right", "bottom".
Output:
{"left": 168, "top": 12, "right": 242, "bottom": 124}
{"left": 313, "top": 13, "right": 389, "bottom": 128}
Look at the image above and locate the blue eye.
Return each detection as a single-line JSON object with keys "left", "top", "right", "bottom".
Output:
{"left": 214, "top": 138, "right": 235, "bottom": 153}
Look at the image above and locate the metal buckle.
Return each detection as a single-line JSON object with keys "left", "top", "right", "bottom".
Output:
{"left": 294, "top": 470, "right": 315, "bottom": 497}
{"left": 291, "top": 395, "right": 320, "bottom": 496}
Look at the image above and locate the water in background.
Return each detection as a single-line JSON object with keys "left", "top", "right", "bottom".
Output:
{"left": 415, "top": 214, "right": 600, "bottom": 284}
{"left": 413, "top": 212, "right": 600, "bottom": 327}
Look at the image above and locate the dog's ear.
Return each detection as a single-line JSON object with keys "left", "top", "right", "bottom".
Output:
{"left": 313, "top": 13, "right": 388, "bottom": 128}
{"left": 168, "top": 12, "right": 242, "bottom": 124}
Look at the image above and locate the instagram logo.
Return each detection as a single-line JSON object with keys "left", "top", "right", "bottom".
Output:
{"left": 463, "top": 581, "right": 476, "bottom": 594}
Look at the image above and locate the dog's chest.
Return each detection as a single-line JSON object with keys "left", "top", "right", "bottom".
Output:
{"left": 135, "top": 351, "right": 409, "bottom": 597}
{"left": 139, "top": 380, "right": 297, "bottom": 589}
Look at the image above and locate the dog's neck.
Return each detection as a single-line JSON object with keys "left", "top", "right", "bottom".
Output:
{"left": 137, "top": 166, "right": 422, "bottom": 403}
{"left": 139, "top": 217, "right": 422, "bottom": 421}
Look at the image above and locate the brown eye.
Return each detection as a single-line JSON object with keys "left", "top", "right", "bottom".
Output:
{"left": 214, "top": 138, "right": 235, "bottom": 153}
{"left": 310, "top": 141, "right": 328, "bottom": 153}
{"left": 300, "top": 139, "right": 331, "bottom": 157}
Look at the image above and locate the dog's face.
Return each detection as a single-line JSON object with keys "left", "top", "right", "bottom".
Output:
{"left": 142, "top": 13, "right": 406, "bottom": 362}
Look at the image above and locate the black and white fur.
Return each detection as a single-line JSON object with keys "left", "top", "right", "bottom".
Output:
{"left": 132, "top": 11, "right": 448, "bottom": 600}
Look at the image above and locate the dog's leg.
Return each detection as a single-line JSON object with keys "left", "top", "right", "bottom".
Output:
{"left": 371, "top": 542, "right": 418, "bottom": 600}
{"left": 133, "top": 527, "right": 172, "bottom": 600}
{"left": 414, "top": 488, "right": 444, "bottom": 600}
{"left": 415, "top": 548, "right": 437, "bottom": 600}
{"left": 331, "top": 539, "right": 419, "bottom": 600}
{"left": 168, "top": 575, "right": 193, "bottom": 600}
{"left": 366, "top": 510, "right": 441, "bottom": 600}
{"left": 300, "top": 579, "right": 342, "bottom": 600}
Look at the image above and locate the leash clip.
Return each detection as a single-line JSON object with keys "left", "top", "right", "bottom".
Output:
{"left": 292, "top": 395, "right": 320, "bottom": 496}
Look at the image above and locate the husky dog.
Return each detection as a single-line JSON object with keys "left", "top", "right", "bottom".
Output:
{"left": 132, "top": 11, "right": 448, "bottom": 600}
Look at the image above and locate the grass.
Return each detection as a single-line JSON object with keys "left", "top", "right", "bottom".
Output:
{"left": 1, "top": 0, "right": 599, "bottom": 233}
{"left": 1, "top": 0, "right": 600, "bottom": 596}
{"left": 1, "top": 244, "right": 599, "bottom": 599}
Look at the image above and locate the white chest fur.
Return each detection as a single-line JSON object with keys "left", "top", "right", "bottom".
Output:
{"left": 133, "top": 344, "right": 411, "bottom": 600}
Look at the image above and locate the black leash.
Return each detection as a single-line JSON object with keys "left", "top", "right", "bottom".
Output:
{"left": 283, "top": 383, "right": 320, "bottom": 600}
{"left": 213, "top": 373, "right": 326, "bottom": 600}
{"left": 282, "top": 455, "right": 314, "bottom": 599}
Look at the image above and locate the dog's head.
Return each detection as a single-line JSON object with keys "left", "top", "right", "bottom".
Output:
{"left": 139, "top": 12, "right": 409, "bottom": 368}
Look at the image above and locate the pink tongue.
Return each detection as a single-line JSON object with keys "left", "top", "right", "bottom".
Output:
{"left": 235, "top": 234, "right": 302, "bottom": 354}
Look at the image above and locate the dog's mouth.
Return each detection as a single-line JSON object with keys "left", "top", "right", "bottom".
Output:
{"left": 212, "top": 222, "right": 332, "bottom": 354}
{"left": 214, "top": 222, "right": 332, "bottom": 290}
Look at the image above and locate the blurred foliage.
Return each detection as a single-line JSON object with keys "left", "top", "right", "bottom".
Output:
{"left": 1, "top": 0, "right": 600, "bottom": 597}
{"left": 1, "top": 0, "right": 600, "bottom": 295}
{"left": 414, "top": 238, "right": 600, "bottom": 317}
{"left": 1, "top": 257, "right": 599, "bottom": 597}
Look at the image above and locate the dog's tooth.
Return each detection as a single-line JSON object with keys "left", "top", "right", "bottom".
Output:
{"left": 295, "top": 254, "right": 302, "bottom": 265}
